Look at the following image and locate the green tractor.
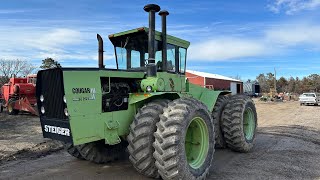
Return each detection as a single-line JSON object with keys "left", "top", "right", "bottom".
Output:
{"left": 36, "top": 4, "right": 257, "bottom": 179}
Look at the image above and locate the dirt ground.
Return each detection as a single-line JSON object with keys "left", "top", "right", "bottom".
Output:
{"left": 0, "top": 100, "right": 320, "bottom": 180}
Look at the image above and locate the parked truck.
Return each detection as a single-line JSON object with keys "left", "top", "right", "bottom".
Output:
{"left": 0, "top": 75, "right": 38, "bottom": 115}
{"left": 35, "top": 4, "right": 257, "bottom": 179}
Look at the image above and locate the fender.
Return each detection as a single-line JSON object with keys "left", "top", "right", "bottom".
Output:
{"left": 188, "top": 83, "right": 231, "bottom": 111}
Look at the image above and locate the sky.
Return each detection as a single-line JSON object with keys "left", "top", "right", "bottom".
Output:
{"left": 0, "top": 0, "right": 320, "bottom": 80}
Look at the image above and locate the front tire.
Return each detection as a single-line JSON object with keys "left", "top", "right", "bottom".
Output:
{"left": 153, "top": 98, "right": 215, "bottom": 180}
{"left": 77, "top": 140, "right": 127, "bottom": 164}
{"left": 222, "top": 95, "right": 257, "bottom": 152}
{"left": 127, "top": 99, "right": 170, "bottom": 178}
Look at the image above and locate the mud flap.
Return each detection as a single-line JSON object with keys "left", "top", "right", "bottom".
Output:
{"left": 40, "top": 118, "right": 73, "bottom": 143}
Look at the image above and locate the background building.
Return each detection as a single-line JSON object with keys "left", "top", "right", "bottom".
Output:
{"left": 186, "top": 70, "right": 243, "bottom": 95}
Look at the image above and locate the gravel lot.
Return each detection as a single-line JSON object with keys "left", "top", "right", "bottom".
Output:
{"left": 0, "top": 99, "right": 319, "bottom": 180}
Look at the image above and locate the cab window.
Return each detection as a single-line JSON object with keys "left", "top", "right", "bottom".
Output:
{"left": 167, "top": 44, "right": 176, "bottom": 72}
{"left": 179, "top": 48, "right": 187, "bottom": 74}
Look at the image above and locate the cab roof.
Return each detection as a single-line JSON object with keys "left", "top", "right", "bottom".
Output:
{"left": 108, "top": 27, "right": 190, "bottom": 49}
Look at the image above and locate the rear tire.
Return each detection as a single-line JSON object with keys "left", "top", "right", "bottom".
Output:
{"left": 153, "top": 98, "right": 215, "bottom": 180}
{"left": 77, "top": 140, "right": 127, "bottom": 164}
{"left": 127, "top": 99, "right": 170, "bottom": 178}
{"left": 8, "top": 99, "right": 19, "bottom": 115}
{"left": 212, "top": 95, "right": 229, "bottom": 148}
{"left": 222, "top": 95, "right": 257, "bottom": 152}
{"left": 65, "top": 143, "right": 84, "bottom": 160}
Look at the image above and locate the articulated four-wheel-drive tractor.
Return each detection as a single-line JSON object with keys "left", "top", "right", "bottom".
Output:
{"left": 36, "top": 4, "right": 257, "bottom": 180}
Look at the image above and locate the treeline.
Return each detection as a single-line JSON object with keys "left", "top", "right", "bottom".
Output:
{"left": 251, "top": 73, "right": 320, "bottom": 94}
{"left": 0, "top": 58, "right": 60, "bottom": 87}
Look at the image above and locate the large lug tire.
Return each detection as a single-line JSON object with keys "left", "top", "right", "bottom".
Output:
{"left": 222, "top": 95, "right": 257, "bottom": 152}
{"left": 64, "top": 143, "right": 84, "bottom": 160}
{"left": 127, "top": 99, "right": 170, "bottom": 178}
{"left": 8, "top": 99, "right": 19, "bottom": 115}
{"left": 212, "top": 95, "right": 229, "bottom": 148}
{"left": 153, "top": 98, "right": 215, "bottom": 180}
{"left": 77, "top": 140, "right": 127, "bottom": 164}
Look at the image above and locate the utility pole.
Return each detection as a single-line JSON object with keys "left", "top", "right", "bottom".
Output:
{"left": 274, "top": 67, "right": 277, "bottom": 93}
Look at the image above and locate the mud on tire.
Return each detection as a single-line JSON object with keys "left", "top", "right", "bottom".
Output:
{"left": 127, "top": 99, "right": 170, "bottom": 178}
{"left": 212, "top": 95, "right": 229, "bottom": 148}
{"left": 153, "top": 98, "right": 215, "bottom": 180}
{"left": 222, "top": 95, "right": 257, "bottom": 152}
{"left": 77, "top": 140, "right": 127, "bottom": 164}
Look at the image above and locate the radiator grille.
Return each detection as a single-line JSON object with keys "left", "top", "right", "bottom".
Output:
{"left": 36, "top": 69, "right": 67, "bottom": 120}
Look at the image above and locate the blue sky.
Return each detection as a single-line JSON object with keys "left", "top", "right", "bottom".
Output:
{"left": 0, "top": 0, "right": 320, "bottom": 80}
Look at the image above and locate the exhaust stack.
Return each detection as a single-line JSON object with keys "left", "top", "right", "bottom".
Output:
{"left": 159, "top": 10, "right": 169, "bottom": 71}
{"left": 97, "top": 34, "right": 105, "bottom": 68}
{"left": 144, "top": 4, "right": 160, "bottom": 77}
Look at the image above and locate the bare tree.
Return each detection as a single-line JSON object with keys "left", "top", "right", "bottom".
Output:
{"left": 0, "top": 59, "right": 36, "bottom": 86}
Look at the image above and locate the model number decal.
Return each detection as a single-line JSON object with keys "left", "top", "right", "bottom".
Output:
{"left": 72, "top": 88, "right": 96, "bottom": 101}
{"left": 44, "top": 125, "right": 70, "bottom": 136}
{"left": 72, "top": 88, "right": 92, "bottom": 94}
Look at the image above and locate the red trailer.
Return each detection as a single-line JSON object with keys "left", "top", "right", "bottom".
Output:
{"left": 0, "top": 75, "right": 38, "bottom": 115}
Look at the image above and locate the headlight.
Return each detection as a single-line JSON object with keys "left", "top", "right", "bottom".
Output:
{"left": 41, "top": 106, "right": 45, "bottom": 114}
{"left": 64, "top": 108, "right": 69, "bottom": 116}
{"left": 40, "top": 95, "right": 44, "bottom": 102}
{"left": 63, "top": 96, "right": 67, "bottom": 103}
{"left": 146, "top": 86, "right": 152, "bottom": 92}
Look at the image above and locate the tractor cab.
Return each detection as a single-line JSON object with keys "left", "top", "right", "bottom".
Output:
{"left": 108, "top": 27, "right": 189, "bottom": 74}
{"left": 27, "top": 74, "right": 37, "bottom": 85}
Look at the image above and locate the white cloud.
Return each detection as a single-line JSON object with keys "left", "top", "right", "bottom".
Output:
{"left": 28, "top": 29, "right": 83, "bottom": 52}
{"left": 265, "top": 23, "right": 320, "bottom": 46}
{"left": 0, "top": 9, "right": 29, "bottom": 14}
{"left": 188, "top": 38, "right": 268, "bottom": 61}
{"left": 268, "top": 0, "right": 320, "bottom": 14}
{"left": 0, "top": 28, "right": 105, "bottom": 62}
{"left": 188, "top": 22, "right": 320, "bottom": 61}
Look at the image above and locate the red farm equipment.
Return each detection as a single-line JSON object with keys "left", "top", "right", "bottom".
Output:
{"left": 0, "top": 74, "right": 38, "bottom": 115}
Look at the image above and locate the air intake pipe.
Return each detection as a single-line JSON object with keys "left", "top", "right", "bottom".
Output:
{"left": 144, "top": 4, "right": 160, "bottom": 77}
{"left": 97, "top": 34, "right": 105, "bottom": 68}
{"left": 159, "top": 10, "right": 169, "bottom": 71}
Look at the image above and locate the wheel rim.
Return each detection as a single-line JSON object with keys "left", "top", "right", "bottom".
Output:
{"left": 185, "top": 117, "right": 209, "bottom": 169}
{"left": 243, "top": 107, "right": 255, "bottom": 141}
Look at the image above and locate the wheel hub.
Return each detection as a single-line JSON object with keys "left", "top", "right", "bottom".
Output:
{"left": 185, "top": 117, "right": 209, "bottom": 169}
{"left": 243, "top": 107, "right": 255, "bottom": 141}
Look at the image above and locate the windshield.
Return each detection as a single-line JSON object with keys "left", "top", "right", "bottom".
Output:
{"left": 115, "top": 34, "right": 162, "bottom": 70}
{"left": 115, "top": 36, "right": 177, "bottom": 71}
{"left": 301, "top": 93, "right": 316, "bottom": 97}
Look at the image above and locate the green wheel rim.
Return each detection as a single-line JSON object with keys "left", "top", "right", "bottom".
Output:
{"left": 185, "top": 117, "right": 209, "bottom": 169}
{"left": 243, "top": 107, "right": 255, "bottom": 141}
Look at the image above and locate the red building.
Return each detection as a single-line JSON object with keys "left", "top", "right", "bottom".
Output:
{"left": 186, "top": 70, "right": 243, "bottom": 95}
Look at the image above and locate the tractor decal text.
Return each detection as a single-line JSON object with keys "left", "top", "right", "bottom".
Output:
{"left": 72, "top": 88, "right": 91, "bottom": 94}
{"left": 72, "top": 88, "right": 96, "bottom": 101}
{"left": 44, "top": 125, "right": 70, "bottom": 136}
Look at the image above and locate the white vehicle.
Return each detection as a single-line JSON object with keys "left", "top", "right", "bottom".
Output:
{"left": 299, "top": 93, "right": 320, "bottom": 106}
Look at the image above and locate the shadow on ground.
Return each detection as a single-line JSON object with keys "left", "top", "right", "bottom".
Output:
{"left": 210, "top": 125, "right": 320, "bottom": 180}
